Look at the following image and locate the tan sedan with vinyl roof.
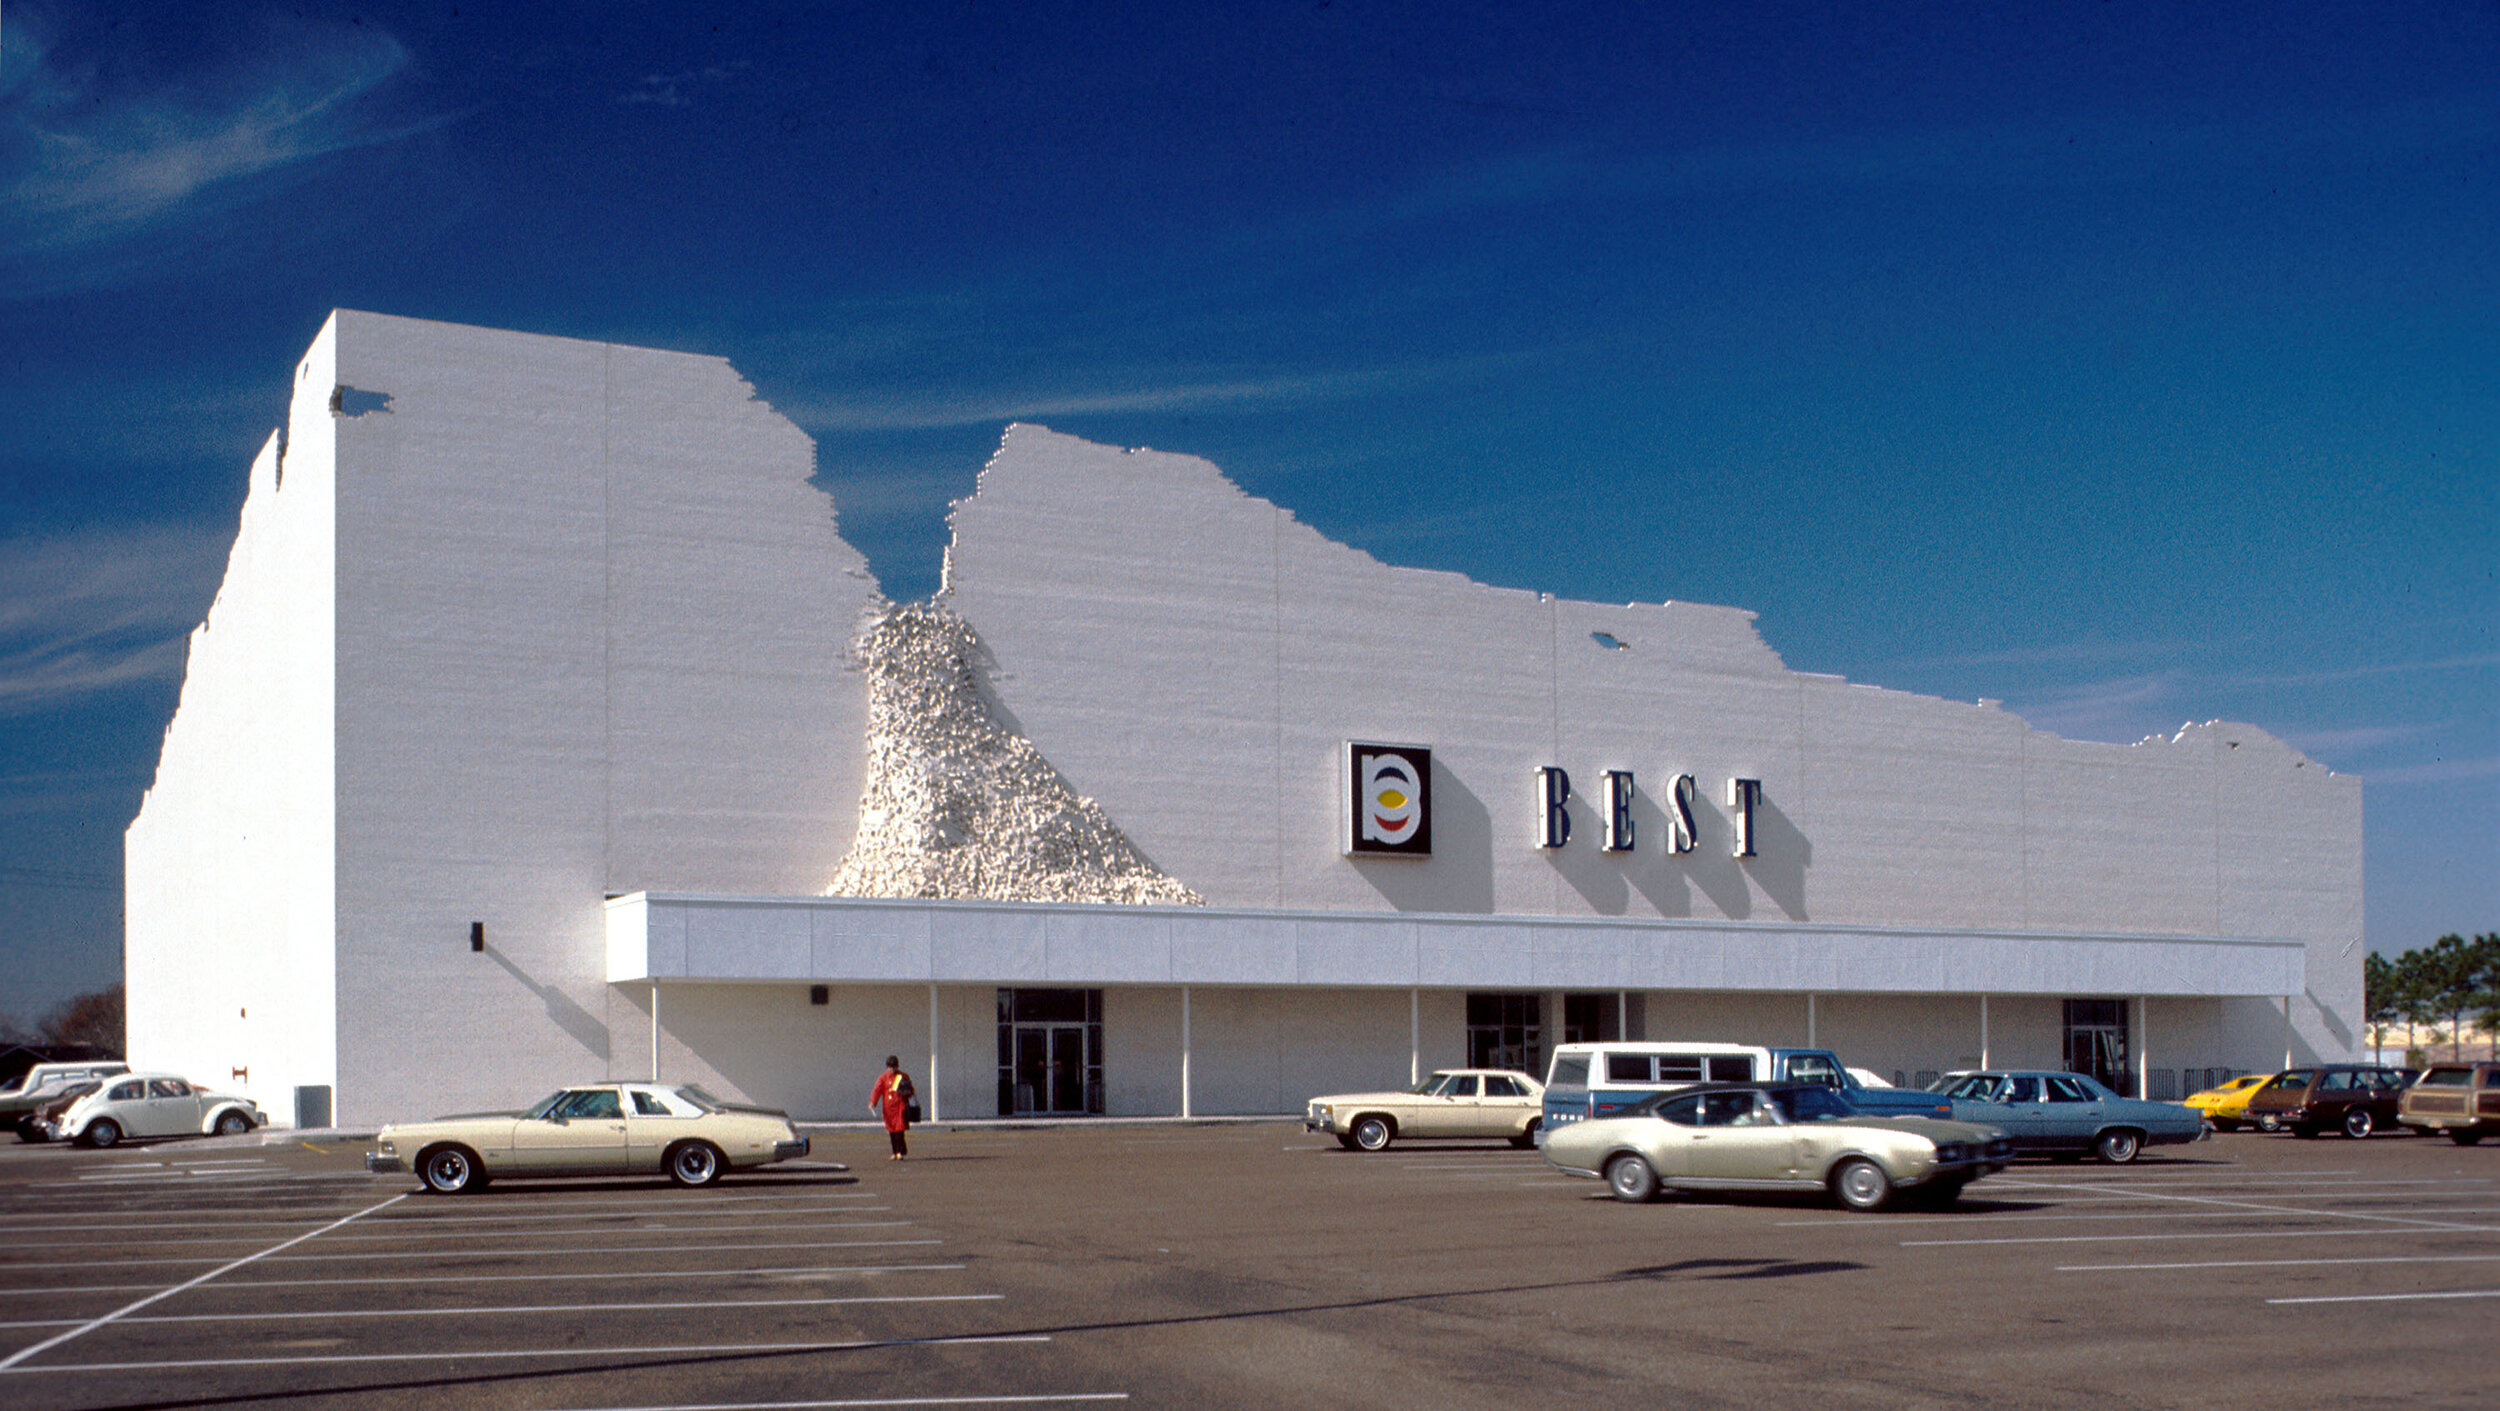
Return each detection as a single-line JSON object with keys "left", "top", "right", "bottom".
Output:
{"left": 367, "top": 1082, "right": 814, "bottom": 1192}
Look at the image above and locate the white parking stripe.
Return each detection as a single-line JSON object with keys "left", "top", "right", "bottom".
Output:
{"left": 2057, "top": 1254, "right": 2500, "bottom": 1272}
{"left": 0, "top": 1192, "right": 882, "bottom": 1223}
{"left": 0, "top": 1263, "right": 968, "bottom": 1299}
{"left": 566, "top": 1397, "right": 1125, "bottom": 1409}
{"left": 0, "top": 1237, "right": 947, "bottom": 1271}
{"left": 1907, "top": 1227, "right": 2492, "bottom": 1248}
{"left": 1995, "top": 1178, "right": 2500, "bottom": 1235}
{"left": 1989, "top": 1175, "right": 2487, "bottom": 1191}
{"left": 0, "top": 1192, "right": 407, "bottom": 1371}
{"left": 1782, "top": 1205, "right": 2500, "bottom": 1230}
{"left": 5, "top": 1219, "right": 914, "bottom": 1252}
{"left": 2267, "top": 1289, "right": 2500, "bottom": 1305}
{"left": 0, "top": 1291, "right": 1002, "bottom": 1330}
{"left": 0, "top": 1334, "right": 1053, "bottom": 1374}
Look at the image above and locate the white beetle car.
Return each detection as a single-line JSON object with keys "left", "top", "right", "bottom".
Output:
{"left": 44, "top": 1072, "right": 262, "bottom": 1147}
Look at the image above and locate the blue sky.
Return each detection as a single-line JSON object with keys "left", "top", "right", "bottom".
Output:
{"left": 0, "top": 2, "right": 2491, "bottom": 1026}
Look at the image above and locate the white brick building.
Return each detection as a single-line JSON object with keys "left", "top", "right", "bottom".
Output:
{"left": 126, "top": 312, "right": 2361, "bottom": 1126}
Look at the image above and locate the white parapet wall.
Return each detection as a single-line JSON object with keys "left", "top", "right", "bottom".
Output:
{"left": 129, "top": 317, "right": 2365, "bottom": 1126}
{"left": 130, "top": 311, "right": 882, "bottom": 1125}
{"left": 942, "top": 424, "right": 2364, "bottom": 1062}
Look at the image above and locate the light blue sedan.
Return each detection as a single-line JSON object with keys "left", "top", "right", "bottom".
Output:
{"left": 1927, "top": 1071, "right": 2209, "bottom": 1163}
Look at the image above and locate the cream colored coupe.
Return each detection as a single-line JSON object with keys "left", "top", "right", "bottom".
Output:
{"left": 1542, "top": 1082, "right": 2013, "bottom": 1210}
{"left": 1305, "top": 1068, "right": 1546, "bottom": 1151}
{"left": 367, "top": 1082, "right": 811, "bottom": 1193}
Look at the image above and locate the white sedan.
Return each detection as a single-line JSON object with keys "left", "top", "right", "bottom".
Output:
{"left": 367, "top": 1082, "right": 813, "bottom": 1193}
{"left": 1305, "top": 1069, "right": 1546, "bottom": 1151}
{"left": 45, "top": 1072, "right": 262, "bottom": 1147}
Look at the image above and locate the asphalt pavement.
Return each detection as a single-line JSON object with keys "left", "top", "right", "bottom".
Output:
{"left": 0, "top": 1119, "right": 2490, "bottom": 1409}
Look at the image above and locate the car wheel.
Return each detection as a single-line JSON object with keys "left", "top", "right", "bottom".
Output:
{"left": 213, "top": 1110, "right": 253, "bottom": 1137}
{"left": 2256, "top": 1113, "right": 2282, "bottom": 1133}
{"left": 1351, "top": 1116, "right": 1394, "bottom": 1152}
{"left": 14, "top": 1118, "right": 46, "bottom": 1144}
{"left": 82, "top": 1118, "right": 122, "bottom": 1149}
{"left": 2451, "top": 1130, "right": 2483, "bottom": 1146}
{"left": 419, "top": 1145, "right": 483, "bottom": 1194}
{"left": 2095, "top": 1129, "right": 2142, "bottom": 1164}
{"left": 1511, "top": 1118, "right": 1542, "bottom": 1150}
{"left": 1832, "top": 1157, "right": 1894, "bottom": 1212}
{"left": 2341, "top": 1108, "right": 2374, "bottom": 1140}
{"left": 1606, "top": 1153, "right": 1660, "bottom": 1203}
{"left": 668, "top": 1140, "right": 726, "bottom": 1188}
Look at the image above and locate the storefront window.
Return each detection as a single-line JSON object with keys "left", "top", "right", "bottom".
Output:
{"left": 1467, "top": 992, "right": 1544, "bottom": 1076}
{"left": 2062, "top": 998, "right": 2131, "bottom": 1095}
{"left": 1562, "top": 993, "right": 1619, "bottom": 1045}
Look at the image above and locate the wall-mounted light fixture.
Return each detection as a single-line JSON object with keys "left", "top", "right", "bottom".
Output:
{"left": 470, "top": 922, "right": 485, "bottom": 952}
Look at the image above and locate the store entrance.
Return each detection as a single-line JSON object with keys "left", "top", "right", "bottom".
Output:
{"left": 997, "top": 988, "right": 1104, "bottom": 1115}
{"left": 1011, "top": 1025, "right": 1088, "bottom": 1113}
{"left": 2062, "top": 998, "right": 2131, "bottom": 1094}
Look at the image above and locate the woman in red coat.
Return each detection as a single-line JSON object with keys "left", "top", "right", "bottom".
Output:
{"left": 870, "top": 1055, "right": 915, "bottom": 1160}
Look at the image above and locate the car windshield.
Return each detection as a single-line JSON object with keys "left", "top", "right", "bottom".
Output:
{"left": 1769, "top": 1087, "right": 1861, "bottom": 1123}
{"left": 671, "top": 1084, "right": 725, "bottom": 1113}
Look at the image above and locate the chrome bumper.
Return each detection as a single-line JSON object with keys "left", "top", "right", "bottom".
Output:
{"left": 772, "top": 1137, "right": 810, "bottom": 1160}
{"left": 364, "top": 1153, "right": 405, "bottom": 1174}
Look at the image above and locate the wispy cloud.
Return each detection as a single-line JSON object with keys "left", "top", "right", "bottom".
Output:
{"left": 1999, "top": 672, "right": 2186, "bottom": 743}
{"left": 0, "top": 10, "right": 444, "bottom": 262}
{"left": 618, "top": 61, "right": 752, "bottom": 109}
{"left": 2226, "top": 653, "right": 2500, "bottom": 688}
{"left": 781, "top": 357, "right": 1512, "bottom": 432}
{"left": 0, "top": 525, "right": 228, "bottom": 716}
{"left": 1884, "top": 634, "right": 2254, "bottom": 673}
{"left": 2274, "top": 722, "right": 2445, "bottom": 758}
{"left": 2361, "top": 756, "right": 2500, "bottom": 787}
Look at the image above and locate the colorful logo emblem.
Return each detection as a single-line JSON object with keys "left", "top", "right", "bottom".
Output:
{"left": 1346, "top": 743, "right": 1432, "bottom": 856}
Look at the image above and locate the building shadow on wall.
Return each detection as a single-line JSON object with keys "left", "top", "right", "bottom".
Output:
{"left": 1748, "top": 794, "right": 1810, "bottom": 921}
{"left": 1355, "top": 767, "right": 1493, "bottom": 913}
{"left": 483, "top": 946, "right": 612, "bottom": 1063}
{"left": 1686, "top": 793, "right": 1752, "bottom": 920}
{"left": 1548, "top": 791, "right": 1626, "bottom": 914}
{"left": 1625, "top": 790, "right": 1693, "bottom": 918}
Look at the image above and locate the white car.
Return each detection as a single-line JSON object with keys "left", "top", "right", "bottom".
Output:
{"left": 367, "top": 1082, "right": 813, "bottom": 1193}
{"left": 45, "top": 1072, "right": 262, "bottom": 1147}
{"left": 1305, "top": 1068, "right": 1546, "bottom": 1151}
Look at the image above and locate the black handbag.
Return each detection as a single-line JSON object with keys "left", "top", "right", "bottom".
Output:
{"left": 904, "top": 1100, "right": 923, "bottom": 1125}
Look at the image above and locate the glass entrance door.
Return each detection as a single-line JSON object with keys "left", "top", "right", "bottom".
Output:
{"left": 1011, "top": 1024, "right": 1090, "bottom": 1114}
{"left": 997, "top": 988, "right": 1104, "bottom": 1115}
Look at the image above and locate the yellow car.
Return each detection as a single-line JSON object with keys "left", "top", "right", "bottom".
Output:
{"left": 2183, "top": 1073, "right": 2274, "bottom": 1131}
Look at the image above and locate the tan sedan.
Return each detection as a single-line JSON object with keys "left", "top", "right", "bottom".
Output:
{"left": 1305, "top": 1068, "right": 1545, "bottom": 1151}
{"left": 367, "top": 1082, "right": 812, "bottom": 1192}
{"left": 1542, "top": 1082, "right": 2012, "bottom": 1211}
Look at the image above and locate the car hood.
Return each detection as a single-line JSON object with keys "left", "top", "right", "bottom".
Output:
{"left": 1307, "top": 1089, "right": 1443, "bottom": 1108}
{"left": 1851, "top": 1116, "right": 2009, "bottom": 1143}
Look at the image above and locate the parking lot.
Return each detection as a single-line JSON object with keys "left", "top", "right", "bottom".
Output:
{"left": 0, "top": 1122, "right": 2490, "bottom": 1409}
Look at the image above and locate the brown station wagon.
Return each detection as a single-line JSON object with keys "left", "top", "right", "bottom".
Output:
{"left": 2239, "top": 1065, "right": 2415, "bottom": 1138}
{"left": 2398, "top": 1062, "right": 2500, "bottom": 1145}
